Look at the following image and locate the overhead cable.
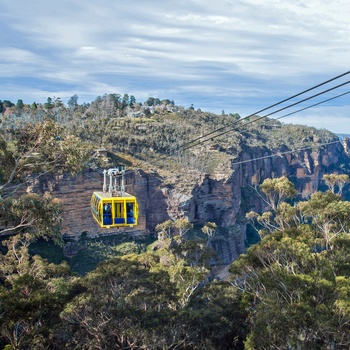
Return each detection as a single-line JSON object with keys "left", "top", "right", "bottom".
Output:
{"left": 230, "top": 140, "right": 342, "bottom": 167}
{"left": 271, "top": 90, "right": 350, "bottom": 121}
{"left": 112, "top": 139, "right": 344, "bottom": 189}
{"left": 89, "top": 71, "right": 350, "bottom": 187}
{"left": 177, "top": 78, "right": 350, "bottom": 152}
{"left": 130, "top": 138, "right": 345, "bottom": 188}
{"left": 221, "top": 90, "right": 350, "bottom": 137}
{"left": 172, "top": 71, "right": 350, "bottom": 153}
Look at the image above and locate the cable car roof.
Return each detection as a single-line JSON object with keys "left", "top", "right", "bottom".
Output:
{"left": 93, "top": 191, "right": 136, "bottom": 199}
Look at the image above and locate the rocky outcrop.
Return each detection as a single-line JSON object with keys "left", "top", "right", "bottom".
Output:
{"left": 31, "top": 139, "right": 350, "bottom": 264}
{"left": 343, "top": 138, "right": 350, "bottom": 156}
{"left": 44, "top": 169, "right": 171, "bottom": 240}
{"left": 165, "top": 141, "right": 349, "bottom": 263}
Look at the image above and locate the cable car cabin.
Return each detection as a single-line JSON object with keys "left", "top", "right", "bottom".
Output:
{"left": 91, "top": 191, "right": 138, "bottom": 228}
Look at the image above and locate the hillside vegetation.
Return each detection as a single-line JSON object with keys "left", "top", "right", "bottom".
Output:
{"left": 1, "top": 95, "right": 340, "bottom": 179}
{"left": 1, "top": 95, "right": 350, "bottom": 349}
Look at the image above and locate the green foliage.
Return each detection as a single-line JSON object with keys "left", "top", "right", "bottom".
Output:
{"left": 67, "top": 94, "right": 78, "bottom": 110}
{"left": 0, "top": 236, "right": 78, "bottom": 350}
{"left": 246, "top": 176, "right": 299, "bottom": 236}
{"left": 16, "top": 99, "right": 24, "bottom": 110}
{"left": 0, "top": 194, "right": 63, "bottom": 241}
{"left": 0, "top": 119, "right": 92, "bottom": 241}
{"left": 323, "top": 173, "right": 350, "bottom": 194}
{"left": 2, "top": 93, "right": 335, "bottom": 183}
{"left": 1, "top": 181, "right": 350, "bottom": 349}
{"left": 44, "top": 97, "right": 54, "bottom": 109}
{"left": 247, "top": 176, "right": 350, "bottom": 249}
{"left": 155, "top": 219, "right": 174, "bottom": 240}
{"left": 0, "top": 94, "right": 349, "bottom": 349}
{"left": 0, "top": 138, "right": 15, "bottom": 186}
{"left": 1, "top": 120, "right": 92, "bottom": 194}
{"left": 60, "top": 257, "right": 180, "bottom": 349}
{"left": 230, "top": 225, "right": 350, "bottom": 349}
{"left": 259, "top": 175, "right": 298, "bottom": 211}
{"left": 186, "top": 281, "right": 248, "bottom": 349}
{"left": 2, "top": 100, "right": 14, "bottom": 108}
{"left": 303, "top": 191, "right": 350, "bottom": 249}
{"left": 202, "top": 222, "right": 217, "bottom": 246}
{"left": 67, "top": 239, "right": 146, "bottom": 275}
{"left": 174, "top": 218, "right": 194, "bottom": 237}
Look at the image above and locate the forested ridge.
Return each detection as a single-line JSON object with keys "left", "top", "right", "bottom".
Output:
{"left": 1, "top": 95, "right": 350, "bottom": 349}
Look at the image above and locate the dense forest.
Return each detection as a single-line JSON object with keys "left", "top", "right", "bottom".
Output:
{"left": 1, "top": 95, "right": 350, "bottom": 349}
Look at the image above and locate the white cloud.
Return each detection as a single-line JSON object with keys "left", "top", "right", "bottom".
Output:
{"left": 0, "top": 0, "right": 350, "bottom": 132}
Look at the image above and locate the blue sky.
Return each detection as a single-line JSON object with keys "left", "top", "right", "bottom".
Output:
{"left": 1, "top": 0, "right": 350, "bottom": 133}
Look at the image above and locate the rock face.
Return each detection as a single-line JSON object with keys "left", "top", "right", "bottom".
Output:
{"left": 47, "top": 169, "right": 170, "bottom": 240}
{"left": 33, "top": 140, "right": 350, "bottom": 264}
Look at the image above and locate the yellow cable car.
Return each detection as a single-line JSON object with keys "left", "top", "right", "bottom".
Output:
{"left": 90, "top": 168, "right": 138, "bottom": 228}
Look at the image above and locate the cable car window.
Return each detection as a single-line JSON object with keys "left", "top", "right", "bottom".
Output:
{"left": 126, "top": 203, "right": 135, "bottom": 224}
{"left": 103, "top": 203, "right": 111, "bottom": 214}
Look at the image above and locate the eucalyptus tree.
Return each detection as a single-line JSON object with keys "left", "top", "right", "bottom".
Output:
{"left": 0, "top": 119, "right": 92, "bottom": 236}
{"left": 303, "top": 191, "right": 350, "bottom": 250}
{"left": 16, "top": 99, "right": 24, "bottom": 110}
{"left": 60, "top": 257, "right": 180, "bottom": 349}
{"left": 246, "top": 176, "right": 298, "bottom": 237}
{"left": 175, "top": 218, "right": 193, "bottom": 238}
{"left": 323, "top": 173, "right": 350, "bottom": 195}
{"left": 230, "top": 227, "right": 350, "bottom": 349}
{"left": 232, "top": 174, "right": 350, "bottom": 349}
{"left": 0, "top": 238, "right": 76, "bottom": 350}
{"left": 258, "top": 175, "right": 298, "bottom": 212}
{"left": 202, "top": 222, "right": 217, "bottom": 247}
{"left": 67, "top": 94, "right": 79, "bottom": 110}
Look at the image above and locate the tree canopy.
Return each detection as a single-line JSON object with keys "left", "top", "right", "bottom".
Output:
{"left": 1, "top": 92, "right": 350, "bottom": 349}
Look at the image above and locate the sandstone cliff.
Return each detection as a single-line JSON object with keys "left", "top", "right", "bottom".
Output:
{"left": 32, "top": 139, "right": 350, "bottom": 264}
